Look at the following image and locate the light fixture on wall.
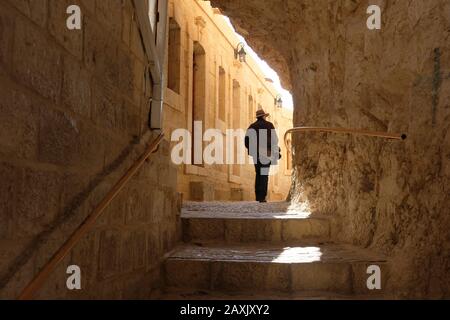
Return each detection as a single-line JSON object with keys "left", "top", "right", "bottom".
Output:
{"left": 275, "top": 94, "right": 283, "bottom": 108}
{"left": 234, "top": 42, "right": 247, "bottom": 63}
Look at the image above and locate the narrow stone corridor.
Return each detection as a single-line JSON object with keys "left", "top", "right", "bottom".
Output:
{"left": 161, "top": 201, "right": 388, "bottom": 299}
{"left": 1, "top": 0, "right": 448, "bottom": 301}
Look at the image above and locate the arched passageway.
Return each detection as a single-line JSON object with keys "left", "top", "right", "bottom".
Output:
{"left": 207, "top": 0, "right": 450, "bottom": 298}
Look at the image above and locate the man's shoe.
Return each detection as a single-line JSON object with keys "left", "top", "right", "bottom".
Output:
{"left": 259, "top": 200, "right": 267, "bottom": 203}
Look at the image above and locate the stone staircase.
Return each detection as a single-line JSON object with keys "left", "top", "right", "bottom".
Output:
{"left": 162, "top": 202, "right": 388, "bottom": 299}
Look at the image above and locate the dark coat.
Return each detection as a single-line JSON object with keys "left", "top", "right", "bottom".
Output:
{"left": 244, "top": 118, "right": 281, "bottom": 165}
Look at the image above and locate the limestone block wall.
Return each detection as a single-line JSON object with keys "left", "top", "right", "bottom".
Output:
{"left": 212, "top": 0, "right": 450, "bottom": 298}
{"left": 0, "top": 0, "right": 180, "bottom": 299}
{"left": 162, "top": 0, "right": 293, "bottom": 202}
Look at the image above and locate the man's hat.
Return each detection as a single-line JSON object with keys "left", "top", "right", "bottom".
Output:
{"left": 256, "top": 109, "right": 270, "bottom": 118}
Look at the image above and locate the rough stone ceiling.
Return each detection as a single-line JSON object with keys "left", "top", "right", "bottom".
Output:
{"left": 208, "top": 0, "right": 375, "bottom": 93}
{"left": 209, "top": 0, "right": 297, "bottom": 91}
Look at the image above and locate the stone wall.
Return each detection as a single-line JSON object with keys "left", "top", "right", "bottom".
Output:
{"left": 163, "top": 0, "right": 293, "bottom": 202}
{"left": 0, "top": 0, "right": 180, "bottom": 299}
{"left": 211, "top": 0, "right": 450, "bottom": 298}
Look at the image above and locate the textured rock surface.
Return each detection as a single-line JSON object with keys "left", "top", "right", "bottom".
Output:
{"left": 210, "top": 0, "right": 450, "bottom": 298}
{"left": 0, "top": 0, "right": 180, "bottom": 299}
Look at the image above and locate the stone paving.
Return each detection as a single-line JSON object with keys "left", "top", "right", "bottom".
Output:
{"left": 182, "top": 201, "right": 331, "bottom": 243}
{"left": 163, "top": 201, "right": 389, "bottom": 299}
{"left": 185, "top": 201, "right": 298, "bottom": 214}
{"left": 161, "top": 289, "right": 386, "bottom": 300}
{"left": 182, "top": 201, "right": 324, "bottom": 219}
{"left": 169, "top": 243, "right": 386, "bottom": 264}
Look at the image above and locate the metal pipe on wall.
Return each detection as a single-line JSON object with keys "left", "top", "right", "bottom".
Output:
{"left": 132, "top": 0, "right": 168, "bottom": 130}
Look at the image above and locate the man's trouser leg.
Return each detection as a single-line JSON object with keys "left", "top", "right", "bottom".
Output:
{"left": 254, "top": 163, "right": 270, "bottom": 201}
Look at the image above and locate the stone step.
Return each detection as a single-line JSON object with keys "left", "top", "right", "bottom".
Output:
{"left": 159, "top": 289, "right": 387, "bottom": 300}
{"left": 181, "top": 209, "right": 331, "bottom": 243}
{"left": 164, "top": 244, "right": 388, "bottom": 296}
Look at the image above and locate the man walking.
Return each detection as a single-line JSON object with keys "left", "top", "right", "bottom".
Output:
{"left": 245, "top": 109, "right": 281, "bottom": 203}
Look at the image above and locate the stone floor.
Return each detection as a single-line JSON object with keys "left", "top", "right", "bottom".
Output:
{"left": 168, "top": 243, "right": 386, "bottom": 264}
{"left": 160, "top": 289, "right": 386, "bottom": 300}
{"left": 162, "top": 201, "right": 389, "bottom": 300}
{"left": 182, "top": 201, "right": 331, "bottom": 244}
{"left": 183, "top": 201, "right": 308, "bottom": 215}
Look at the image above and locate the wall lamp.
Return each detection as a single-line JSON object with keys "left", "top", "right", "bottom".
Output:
{"left": 234, "top": 42, "right": 247, "bottom": 63}
{"left": 274, "top": 94, "right": 283, "bottom": 108}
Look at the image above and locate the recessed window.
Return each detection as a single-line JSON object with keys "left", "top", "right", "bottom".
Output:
{"left": 168, "top": 18, "right": 181, "bottom": 93}
{"left": 192, "top": 41, "right": 206, "bottom": 165}
{"left": 218, "top": 67, "right": 226, "bottom": 122}
{"left": 248, "top": 95, "right": 254, "bottom": 123}
{"left": 232, "top": 80, "right": 241, "bottom": 177}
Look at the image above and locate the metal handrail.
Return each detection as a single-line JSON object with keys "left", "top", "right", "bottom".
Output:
{"left": 18, "top": 133, "right": 165, "bottom": 300}
{"left": 284, "top": 127, "right": 407, "bottom": 153}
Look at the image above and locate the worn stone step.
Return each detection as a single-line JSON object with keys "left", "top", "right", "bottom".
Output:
{"left": 159, "top": 289, "right": 387, "bottom": 300}
{"left": 164, "top": 244, "right": 388, "bottom": 296}
{"left": 181, "top": 209, "right": 331, "bottom": 243}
